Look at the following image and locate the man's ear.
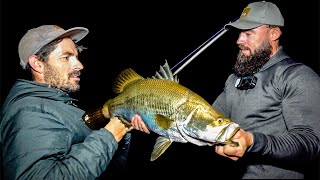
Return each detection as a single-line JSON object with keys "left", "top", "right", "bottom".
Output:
{"left": 270, "top": 27, "right": 281, "bottom": 41}
{"left": 28, "top": 55, "right": 44, "bottom": 73}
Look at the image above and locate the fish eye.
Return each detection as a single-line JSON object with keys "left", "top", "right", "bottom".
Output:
{"left": 217, "top": 118, "right": 224, "bottom": 123}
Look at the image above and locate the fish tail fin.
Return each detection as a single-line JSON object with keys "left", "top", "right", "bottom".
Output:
{"left": 153, "top": 60, "right": 179, "bottom": 83}
{"left": 113, "top": 68, "right": 144, "bottom": 94}
{"left": 82, "top": 106, "right": 110, "bottom": 130}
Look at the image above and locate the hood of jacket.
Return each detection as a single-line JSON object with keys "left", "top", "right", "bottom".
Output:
{"left": 1, "top": 79, "right": 76, "bottom": 114}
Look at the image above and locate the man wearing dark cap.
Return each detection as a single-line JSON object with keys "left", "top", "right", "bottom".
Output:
{"left": 213, "top": 1, "right": 320, "bottom": 179}
{"left": 0, "top": 25, "right": 145, "bottom": 179}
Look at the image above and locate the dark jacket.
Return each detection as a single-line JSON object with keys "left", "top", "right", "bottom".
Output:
{"left": 213, "top": 47, "right": 320, "bottom": 179}
{"left": 0, "top": 79, "right": 123, "bottom": 179}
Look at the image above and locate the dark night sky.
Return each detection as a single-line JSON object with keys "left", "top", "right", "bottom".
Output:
{"left": 1, "top": 0, "right": 319, "bottom": 178}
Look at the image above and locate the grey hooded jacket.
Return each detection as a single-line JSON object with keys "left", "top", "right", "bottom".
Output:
{"left": 213, "top": 47, "right": 320, "bottom": 179}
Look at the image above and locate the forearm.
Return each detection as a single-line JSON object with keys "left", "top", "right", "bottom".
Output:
{"left": 248, "top": 126, "right": 320, "bottom": 161}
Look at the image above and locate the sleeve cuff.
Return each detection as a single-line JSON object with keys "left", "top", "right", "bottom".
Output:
{"left": 246, "top": 131, "right": 267, "bottom": 153}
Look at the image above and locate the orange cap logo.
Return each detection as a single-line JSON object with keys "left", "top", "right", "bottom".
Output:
{"left": 53, "top": 25, "right": 63, "bottom": 29}
{"left": 240, "top": 7, "right": 250, "bottom": 18}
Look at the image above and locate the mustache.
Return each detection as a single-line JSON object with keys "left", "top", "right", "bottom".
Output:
{"left": 69, "top": 70, "right": 81, "bottom": 78}
{"left": 238, "top": 45, "right": 250, "bottom": 50}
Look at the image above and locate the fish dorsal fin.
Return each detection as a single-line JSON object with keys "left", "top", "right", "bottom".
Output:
{"left": 151, "top": 136, "right": 173, "bottom": 161}
{"left": 154, "top": 114, "right": 175, "bottom": 130}
{"left": 112, "top": 68, "right": 144, "bottom": 94}
{"left": 152, "top": 60, "right": 179, "bottom": 83}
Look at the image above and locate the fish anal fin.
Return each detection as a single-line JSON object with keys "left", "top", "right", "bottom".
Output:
{"left": 151, "top": 136, "right": 173, "bottom": 161}
{"left": 154, "top": 114, "right": 174, "bottom": 130}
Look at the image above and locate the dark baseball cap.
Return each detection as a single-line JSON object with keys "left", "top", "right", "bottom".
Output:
{"left": 18, "top": 25, "right": 89, "bottom": 69}
{"left": 225, "top": 1, "right": 284, "bottom": 30}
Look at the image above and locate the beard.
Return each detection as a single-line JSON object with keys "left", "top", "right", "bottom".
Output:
{"left": 233, "top": 38, "right": 272, "bottom": 77}
{"left": 43, "top": 63, "right": 81, "bottom": 93}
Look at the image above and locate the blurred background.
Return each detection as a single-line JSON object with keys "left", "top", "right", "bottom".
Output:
{"left": 1, "top": 0, "right": 319, "bottom": 179}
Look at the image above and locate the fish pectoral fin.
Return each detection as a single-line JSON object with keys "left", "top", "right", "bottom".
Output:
{"left": 154, "top": 114, "right": 174, "bottom": 130}
{"left": 150, "top": 136, "right": 173, "bottom": 161}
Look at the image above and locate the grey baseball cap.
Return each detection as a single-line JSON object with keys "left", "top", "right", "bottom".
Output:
{"left": 225, "top": 1, "right": 284, "bottom": 30}
{"left": 18, "top": 25, "right": 89, "bottom": 69}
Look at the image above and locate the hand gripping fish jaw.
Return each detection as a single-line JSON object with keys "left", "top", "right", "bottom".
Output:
{"left": 215, "top": 125, "right": 240, "bottom": 147}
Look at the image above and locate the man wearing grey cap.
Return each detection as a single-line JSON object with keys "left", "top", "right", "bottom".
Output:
{"left": 0, "top": 25, "right": 145, "bottom": 179}
{"left": 212, "top": 1, "right": 320, "bottom": 179}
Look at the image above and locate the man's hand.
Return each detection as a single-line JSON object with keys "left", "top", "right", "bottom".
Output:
{"left": 131, "top": 114, "right": 150, "bottom": 134}
{"left": 215, "top": 129, "right": 253, "bottom": 161}
{"left": 104, "top": 117, "right": 127, "bottom": 142}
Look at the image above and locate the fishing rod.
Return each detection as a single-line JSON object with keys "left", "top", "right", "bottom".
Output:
{"left": 171, "top": 17, "right": 239, "bottom": 76}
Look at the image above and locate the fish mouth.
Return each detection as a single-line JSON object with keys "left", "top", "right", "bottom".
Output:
{"left": 214, "top": 123, "right": 240, "bottom": 146}
{"left": 176, "top": 119, "right": 240, "bottom": 146}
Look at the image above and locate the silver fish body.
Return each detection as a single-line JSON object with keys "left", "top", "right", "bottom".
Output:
{"left": 84, "top": 61, "right": 240, "bottom": 161}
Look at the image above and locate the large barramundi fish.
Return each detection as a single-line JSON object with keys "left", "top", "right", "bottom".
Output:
{"left": 82, "top": 61, "right": 240, "bottom": 161}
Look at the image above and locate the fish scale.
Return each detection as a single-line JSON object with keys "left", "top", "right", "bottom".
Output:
{"left": 82, "top": 61, "right": 240, "bottom": 161}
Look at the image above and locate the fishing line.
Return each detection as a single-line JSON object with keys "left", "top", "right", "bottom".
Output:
{"left": 171, "top": 17, "right": 239, "bottom": 76}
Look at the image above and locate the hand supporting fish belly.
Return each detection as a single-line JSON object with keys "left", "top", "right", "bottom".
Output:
{"left": 82, "top": 60, "right": 240, "bottom": 161}
{"left": 131, "top": 114, "right": 151, "bottom": 134}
